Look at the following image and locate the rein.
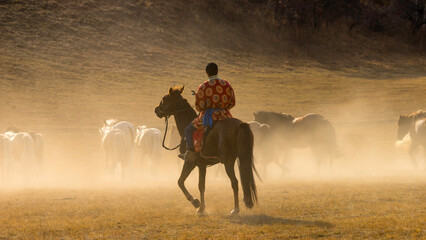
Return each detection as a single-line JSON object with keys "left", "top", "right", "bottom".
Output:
{"left": 161, "top": 106, "right": 194, "bottom": 151}
{"left": 162, "top": 116, "right": 181, "bottom": 151}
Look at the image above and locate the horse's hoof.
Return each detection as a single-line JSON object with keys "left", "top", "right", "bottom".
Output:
{"left": 197, "top": 207, "right": 205, "bottom": 216}
{"left": 192, "top": 199, "right": 201, "bottom": 208}
{"left": 230, "top": 208, "right": 240, "bottom": 216}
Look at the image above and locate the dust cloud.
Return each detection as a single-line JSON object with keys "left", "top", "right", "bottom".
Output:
{"left": 0, "top": 93, "right": 423, "bottom": 190}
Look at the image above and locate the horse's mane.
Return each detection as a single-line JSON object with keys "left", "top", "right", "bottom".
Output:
{"left": 411, "top": 110, "right": 426, "bottom": 119}
{"left": 169, "top": 85, "right": 185, "bottom": 96}
{"left": 136, "top": 125, "right": 147, "bottom": 135}
{"left": 105, "top": 119, "right": 118, "bottom": 126}
{"left": 293, "top": 113, "right": 324, "bottom": 123}
{"left": 168, "top": 86, "right": 194, "bottom": 112}
{"left": 137, "top": 125, "right": 147, "bottom": 131}
{"left": 401, "top": 110, "right": 425, "bottom": 118}
{"left": 399, "top": 110, "right": 426, "bottom": 125}
{"left": 254, "top": 111, "right": 294, "bottom": 121}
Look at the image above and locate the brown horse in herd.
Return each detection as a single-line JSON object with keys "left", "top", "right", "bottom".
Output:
{"left": 397, "top": 110, "right": 426, "bottom": 169}
{"left": 253, "top": 111, "right": 337, "bottom": 173}
{"left": 154, "top": 86, "right": 257, "bottom": 215}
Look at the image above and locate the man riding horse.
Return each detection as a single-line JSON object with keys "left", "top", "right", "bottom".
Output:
{"left": 179, "top": 62, "right": 235, "bottom": 162}
{"left": 155, "top": 66, "right": 256, "bottom": 214}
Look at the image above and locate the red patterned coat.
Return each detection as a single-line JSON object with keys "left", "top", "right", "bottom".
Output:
{"left": 192, "top": 76, "right": 235, "bottom": 129}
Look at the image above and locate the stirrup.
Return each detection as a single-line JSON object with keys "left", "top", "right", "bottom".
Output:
{"left": 178, "top": 150, "right": 197, "bottom": 162}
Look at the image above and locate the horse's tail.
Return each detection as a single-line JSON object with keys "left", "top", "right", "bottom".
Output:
{"left": 329, "top": 123, "right": 339, "bottom": 158}
{"left": 320, "top": 119, "right": 339, "bottom": 158}
{"left": 237, "top": 122, "right": 257, "bottom": 209}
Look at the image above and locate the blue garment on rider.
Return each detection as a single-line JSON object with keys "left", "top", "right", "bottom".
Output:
{"left": 185, "top": 123, "right": 197, "bottom": 151}
{"left": 203, "top": 109, "right": 224, "bottom": 128}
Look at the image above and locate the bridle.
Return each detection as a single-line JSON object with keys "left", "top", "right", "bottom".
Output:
{"left": 158, "top": 97, "right": 223, "bottom": 166}
{"left": 162, "top": 115, "right": 181, "bottom": 151}
{"left": 160, "top": 105, "right": 194, "bottom": 151}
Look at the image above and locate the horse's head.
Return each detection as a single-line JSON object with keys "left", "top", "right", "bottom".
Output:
{"left": 104, "top": 119, "right": 118, "bottom": 127}
{"left": 136, "top": 125, "right": 147, "bottom": 135}
{"left": 397, "top": 115, "right": 411, "bottom": 140}
{"left": 155, "top": 86, "right": 185, "bottom": 118}
{"left": 100, "top": 119, "right": 117, "bottom": 137}
{"left": 253, "top": 111, "right": 270, "bottom": 124}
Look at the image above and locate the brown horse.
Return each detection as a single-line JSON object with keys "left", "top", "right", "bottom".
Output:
{"left": 247, "top": 121, "right": 283, "bottom": 177}
{"left": 397, "top": 110, "right": 426, "bottom": 169}
{"left": 253, "top": 111, "right": 337, "bottom": 173}
{"left": 154, "top": 86, "right": 257, "bottom": 215}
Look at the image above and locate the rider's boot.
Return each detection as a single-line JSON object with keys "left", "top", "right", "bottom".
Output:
{"left": 178, "top": 149, "right": 197, "bottom": 162}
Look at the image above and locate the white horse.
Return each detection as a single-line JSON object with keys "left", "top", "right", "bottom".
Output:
{"left": 0, "top": 134, "right": 13, "bottom": 181}
{"left": 135, "top": 126, "right": 162, "bottom": 174}
{"left": 5, "top": 131, "right": 38, "bottom": 180}
{"left": 100, "top": 119, "right": 135, "bottom": 178}
{"left": 396, "top": 111, "right": 426, "bottom": 169}
{"left": 30, "top": 132, "right": 44, "bottom": 172}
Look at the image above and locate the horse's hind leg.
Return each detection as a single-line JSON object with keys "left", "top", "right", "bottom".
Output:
{"left": 197, "top": 163, "right": 206, "bottom": 215}
{"left": 178, "top": 161, "right": 199, "bottom": 208}
{"left": 224, "top": 159, "right": 239, "bottom": 215}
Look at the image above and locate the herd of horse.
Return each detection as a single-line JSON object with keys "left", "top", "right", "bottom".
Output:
{"left": 0, "top": 127, "right": 43, "bottom": 181}
{"left": 99, "top": 119, "right": 162, "bottom": 178}
{"left": 154, "top": 86, "right": 425, "bottom": 215}
{"left": 248, "top": 111, "right": 337, "bottom": 175}
{"left": 0, "top": 85, "right": 424, "bottom": 215}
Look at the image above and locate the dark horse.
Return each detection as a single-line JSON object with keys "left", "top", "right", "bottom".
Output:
{"left": 253, "top": 111, "right": 337, "bottom": 173}
{"left": 154, "top": 86, "right": 257, "bottom": 215}
{"left": 397, "top": 110, "right": 426, "bottom": 169}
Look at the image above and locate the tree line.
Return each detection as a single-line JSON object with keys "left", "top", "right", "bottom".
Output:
{"left": 263, "top": 0, "right": 425, "bottom": 35}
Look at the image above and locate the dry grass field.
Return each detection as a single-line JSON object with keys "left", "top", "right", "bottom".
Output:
{"left": 0, "top": 0, "right": 425, "bottom": 239}
{"left": 0, "top": 176, "right": 425, "bottom": 239}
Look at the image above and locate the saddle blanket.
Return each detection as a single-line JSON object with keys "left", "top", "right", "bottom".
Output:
{"left": 193, "top": 128, "right": 204, "bottom": 152}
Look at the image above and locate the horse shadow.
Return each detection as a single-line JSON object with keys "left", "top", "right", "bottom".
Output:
{"left": 228, "top": 214, "right": 334, "bottom": 228}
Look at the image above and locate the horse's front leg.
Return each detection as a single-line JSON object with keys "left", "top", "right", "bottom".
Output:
{"left": 197, "top": 163, "right": 206, "bottom": 215}
{"left": 178, "top": 161, "right": 199, "bottom": 208}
